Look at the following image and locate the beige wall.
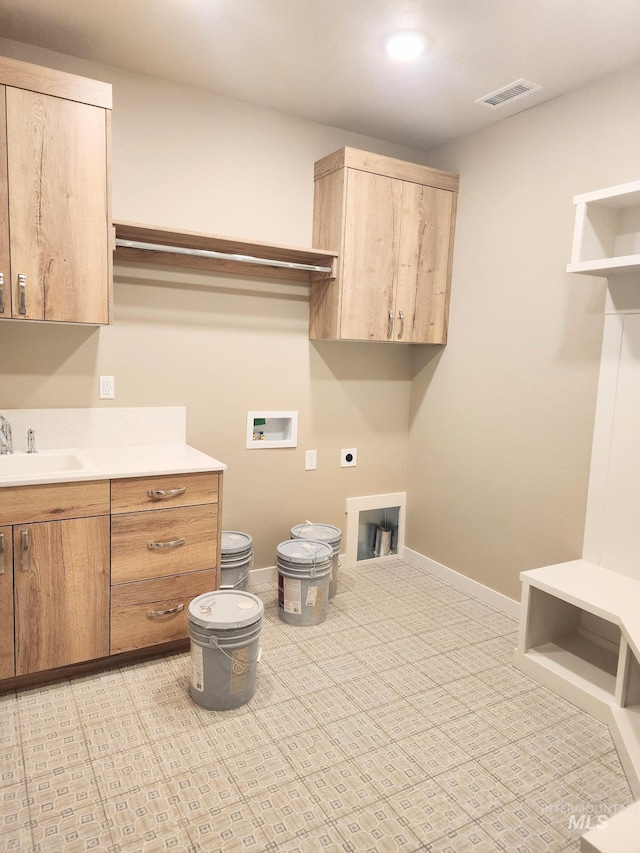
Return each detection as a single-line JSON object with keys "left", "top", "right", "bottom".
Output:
{"left": 406, "top": 66, "right": 640, "bottom": 600}
{"left": 0, "top": 39, "right": 427, "bottom": 568}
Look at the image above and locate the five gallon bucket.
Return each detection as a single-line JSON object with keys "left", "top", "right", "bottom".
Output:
{"left": 290, "top": 522, "right": 341, "bottom": 599}
{"left": 220, "top": 530, "right": 253, "bottom": 590}
{"left": 188, "top": 590, "right": 263, "bottom": 711}
{"left": 276, "top": 539, "right": 332, "bottom": 626}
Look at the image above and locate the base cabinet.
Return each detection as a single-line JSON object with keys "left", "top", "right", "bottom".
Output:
{"left": 0, "top": 469, "right": 222, "bottom": 685}
{"left": 310, "top": 147, "right": 459, "bottom": 344}
{"left": 14, "top": 517, "right": 110, "bottom": 675}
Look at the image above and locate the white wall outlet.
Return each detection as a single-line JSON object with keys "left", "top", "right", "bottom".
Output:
{"left": 341, "top": 448, "right": 357, "bottom": 467}
{"left": 305, "top": 449, "right": 317, "bottom": 471}
{"left": 99, "top": 375, "right": 115, "bottom": 399}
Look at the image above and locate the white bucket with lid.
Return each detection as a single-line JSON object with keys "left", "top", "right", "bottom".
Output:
{"left": 188, "top": 589, "right": 263, "bottom": 710}
{"left": 290, "top": 522, "right": 341, "bottom": 599}
{"left": 276, "top": 539, "right": 332, "bottom": 626}
{"left": 220, "top": 530, "right": 253, "bottom": 590}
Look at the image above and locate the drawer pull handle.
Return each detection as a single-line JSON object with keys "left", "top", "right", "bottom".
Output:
{"left": 0, "top": 531, "right": 4, "bottom": 574}
{"left": 20, "top": 529, "right": 30, "bottom": 571}
{"left": 147, "top": 603, "right": 184, "bottom": 619}
{"left": 147, "top": 487, "right": 186, "bottom": 501}
{"left": 0, "top": 272, "right": 4, "bottom": 313}
{"left": 147, "top": 537, "right": 186, "bottom": 550}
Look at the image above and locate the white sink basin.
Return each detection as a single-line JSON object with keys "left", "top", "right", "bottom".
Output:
{"left": 0, "top": 450, "right": 95, "bottom": 480}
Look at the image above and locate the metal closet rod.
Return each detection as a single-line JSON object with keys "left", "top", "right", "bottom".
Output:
{"left": 115, "top": 238, "right": 334, "bottom": 273}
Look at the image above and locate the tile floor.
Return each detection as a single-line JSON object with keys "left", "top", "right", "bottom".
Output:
{"left": 0, "top": 557, "right": 634, "bottom": 852}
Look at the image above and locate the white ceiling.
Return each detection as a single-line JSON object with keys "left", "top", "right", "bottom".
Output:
{"left": 1, "top": 0, "right": 640, "bottom": 150}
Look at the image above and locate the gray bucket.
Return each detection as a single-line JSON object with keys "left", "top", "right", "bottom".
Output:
{"left": 221, "top": 531, "right": 253, "bottom": 591}
{"left": 188, "top": 589, "right": 263, "bottom": 711}
{"left": 276, "top": 539, "right": 332, "bottom": 627}
{"left": 290, "top": 522, "right": 342, "bottom": 599}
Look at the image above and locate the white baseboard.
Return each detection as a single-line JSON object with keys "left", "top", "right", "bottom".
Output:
{"left": 248, "top": 565, "right": 278, "bottom": 586}
{"left": 402, "top": 547, "right": 520, "bottom": 619}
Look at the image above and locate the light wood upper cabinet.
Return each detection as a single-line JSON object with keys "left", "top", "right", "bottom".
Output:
{"left": 310, "top": 147, "right": 459, "bottom": 344}
{"left": 0, "top": 57, "right": 112, "bottom": 325}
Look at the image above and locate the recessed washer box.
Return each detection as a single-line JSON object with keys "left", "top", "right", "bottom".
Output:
{"left": 246, "top": 411, "right": 298, "bottom": 449}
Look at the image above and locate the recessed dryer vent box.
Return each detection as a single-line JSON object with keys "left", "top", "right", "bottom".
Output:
{"left": 246, "top": 411, "right": 298, "bottom": 449}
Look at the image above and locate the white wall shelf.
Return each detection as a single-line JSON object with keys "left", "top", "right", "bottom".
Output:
{"left": 567, "top": 180, "right": 640, "bottom": 277}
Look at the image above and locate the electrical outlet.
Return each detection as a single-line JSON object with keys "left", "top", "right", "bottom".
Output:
{"left": 341, "top": 448, "right": 357, "bottom": 467}
{"left": 305, "top": 449, "right": 317, "bottom": 471}
{"left": 99, "top": 375, "right": 115, "bottom": 399}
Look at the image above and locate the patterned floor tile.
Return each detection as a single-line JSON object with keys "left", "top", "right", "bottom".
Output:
{"left": 478, "top": 799, "right": 568, "bottom": 852}
{"left": 436, "top": 761, "right": 517, "bottom": 820}
{"left": 3, "top": 557, "right": 630, "bottom": 853}
{"left": 222, "top": 743, "right": 297, "bottom": 797}
{"left": 387, "top": 778, "right": 472, "bottom": 845}
{"left": 299, "top": 684, "right": 360, "bottom": 725}
{"left": 102, "top": 781, "right": 188, "bottom": 851}
{"left": 304, "top": 760, "right": 379, "bottom": 818}
{"left": 323, "top": 712, "right": 386, "bottom": 758}
{"left": 93, "top": 746, "right": 165, "bottom": 798}
{"left": 246, "top": 779, "right": 326, "bottom": 847}
{"left": 31, "top": 800, "right": 113, "bottom": 853}
{"left": 336, "top": 799, "right": 422, "bottom": 852}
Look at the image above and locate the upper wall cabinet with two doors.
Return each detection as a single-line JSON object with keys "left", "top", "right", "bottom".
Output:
{"left": 310, "top": 148, "right": 459, "bottom": 344}
{"left": 0, "top": 56, "right": 112, "bottom": 325}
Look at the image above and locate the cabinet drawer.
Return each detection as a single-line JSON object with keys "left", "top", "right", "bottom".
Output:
{"left": 111, "top": 471, "right": 219, "bottom": 514}
{"left": 0, "top": 480, "right": 110, "bottom": 525}
{"left": 110, "top": 570, "right": 216, "bottom": 655}
{"left": 111, "top": 504, "right": 217, "bottom": 583}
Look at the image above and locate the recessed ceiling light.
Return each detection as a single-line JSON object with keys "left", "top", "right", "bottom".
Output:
{"left": 386, "top": 31, "right": 425, "bottom": 62}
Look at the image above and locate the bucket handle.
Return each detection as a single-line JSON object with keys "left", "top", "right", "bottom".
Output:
{"left": 204, "top": 635, "right": 262, "bottom": 668}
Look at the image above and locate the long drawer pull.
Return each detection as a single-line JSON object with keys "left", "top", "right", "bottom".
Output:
{"left": 0, "top": 532, "right": 4, "bottom": 575}
{"left": 20, "top": 529, "right": 30, "bottom": 571}
{"left": 147, "top": 487, "right": 186, "bottom": 501}
{"left": 18, "top": 274, "right": 26, "bottom": 315}
{"left": 147, "top": 537, "right": 186, "bottom": 550}
{"left": 0, "top": 272, "right": 4, "bottom": 313}
{"left": 147, "top": 603, "right": 184, "bottom": 619}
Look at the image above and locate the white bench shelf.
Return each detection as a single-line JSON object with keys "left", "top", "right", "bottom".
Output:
{"left": 515, "top": 560, "right": 640, "bottom": 798}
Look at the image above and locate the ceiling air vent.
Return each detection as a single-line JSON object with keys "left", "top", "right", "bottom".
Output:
{"left": 476, "top": 78, "right": 542, "bottom": 109}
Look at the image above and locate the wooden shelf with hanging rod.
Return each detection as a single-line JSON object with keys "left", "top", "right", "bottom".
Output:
{"left": 113, "top": 221, "right": 338, "bottom": 283}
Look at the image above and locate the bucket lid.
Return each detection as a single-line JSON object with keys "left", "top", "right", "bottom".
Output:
{"left": 221, "top": 530, "right": 254, "bottom": 555}
{"left": 189, "top": 590, "right": 264, "bottom": 629}
{"left": 276, "top": 539, "right": 333, "bottom": 565}
{"left": 291, "top": 522, "right": 342, "bottom": 545}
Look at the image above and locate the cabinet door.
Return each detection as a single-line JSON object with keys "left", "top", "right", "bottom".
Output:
{"left": 396, "top": 183, "right": 455, "bottom": 344}
{"left": 340, "top": 170, "right": 402, "bottom": 341}
{"left": 0, "top": 87, "right": 10, "bottom": 318}
{"left": 6, "top": 87, "right": 109, "bottom": 323}
{"left": 14, "top": 516, "right": 109, "bottom": 676}
{"left": 0, "top": 526, "right": 14, "bottom": 680}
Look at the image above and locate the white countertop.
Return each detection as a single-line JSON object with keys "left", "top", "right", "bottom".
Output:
{"left": 0, "top": 444, "right": 226, "bottom": 488}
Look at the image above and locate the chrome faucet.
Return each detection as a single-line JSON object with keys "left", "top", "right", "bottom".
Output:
{"left": 27, "top": 428, "right": 37, "bottom": 454}
{"left": 0, "top": 415, "right": 12, "bottom": 455}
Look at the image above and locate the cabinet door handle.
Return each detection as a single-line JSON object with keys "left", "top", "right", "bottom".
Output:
{"left": 397, "top": 310, "right": 405, "bottom": 339}
{"left": 0, "top": 272, "right": 4, "bottom": 313}
{"left": 387, "top": 309, "right": 394, "bottom": 340}
{"left": 147, "top": 537, "right": 186, "bottom": 550}
{"left": 0, "top": 532, "right": 4, "bottom": 575}
{"left": 20, "top": 529, "right": 30, "bottom": 571}
{"left": 18, "top": 274, "right": 26, "bottom": 315}
{"left": 146, "top": 603, "right": 184, "bottom": 619}
{"left": 147, "top": 487, "right": 186, "bottom": 501}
